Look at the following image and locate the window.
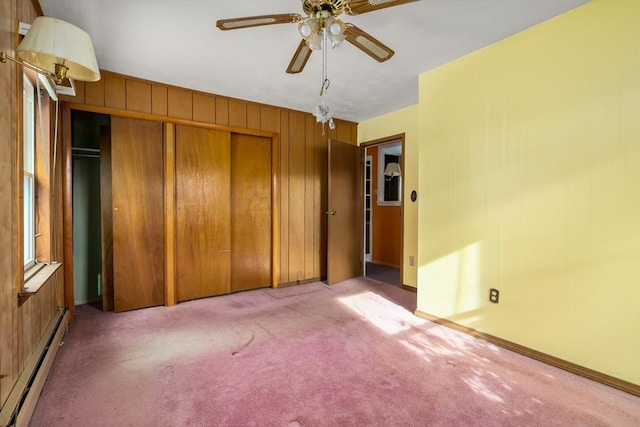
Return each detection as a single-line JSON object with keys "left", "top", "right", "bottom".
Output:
{"left": 377, "top": 141, "right": 402, "bottom": 206}
{"left": 21, "top": 72, "right": 59, "bottom": 294}
{"left": 23, "top": 73, "right": 36, "bottom": 268}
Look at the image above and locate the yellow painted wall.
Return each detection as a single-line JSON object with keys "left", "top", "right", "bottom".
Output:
{"left": 417, "top": 0, "right": 640, "bottom": 384}
{"left": 359, "top": 104, "right": 419, "bottom": 287}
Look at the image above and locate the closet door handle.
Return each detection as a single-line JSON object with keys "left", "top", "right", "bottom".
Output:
{"left": 326, "top": 210, "right": 337, "bottom": 216}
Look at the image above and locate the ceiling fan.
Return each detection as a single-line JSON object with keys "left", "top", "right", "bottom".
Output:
{"left": 216, "top": 0, "right": 418, "bottom": 74}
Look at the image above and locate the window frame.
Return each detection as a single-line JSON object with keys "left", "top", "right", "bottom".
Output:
{"left": 23, "top": 72, "right": 37, "bottom": 270}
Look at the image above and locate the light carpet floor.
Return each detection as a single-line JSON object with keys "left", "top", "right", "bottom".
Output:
{"left": 30, "top": 278, "right": 640, "bottom": 426}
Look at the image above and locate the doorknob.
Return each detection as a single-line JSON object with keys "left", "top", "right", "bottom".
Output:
{"left": 326, "top": 210, "right": 337, "bottom": 216}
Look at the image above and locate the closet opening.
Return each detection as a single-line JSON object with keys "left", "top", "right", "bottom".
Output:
{"left": 71, "top": 110, "right": 110, "bottom": 310}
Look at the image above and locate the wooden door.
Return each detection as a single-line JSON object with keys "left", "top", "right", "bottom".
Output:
{"left": 111, "top": 117, "right": 165, "bottom": 312}
{"left": 175, "top": 126, "right": 231, "bottom": 301}
{"left": 230, "top": 133, "right": 272, "bottom": 292}
{"left": 327, "top": 139, "right": 362, "bottom": 284}
{"left": 100, "top": 125, "right": 114, "bottom": 311}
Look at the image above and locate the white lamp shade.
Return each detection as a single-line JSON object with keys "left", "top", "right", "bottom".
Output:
{"left": 17, "top": 17, "right": 100, "bottom": 82}
{"left": 384, "top": 162, "right": 401, "bottom": 177}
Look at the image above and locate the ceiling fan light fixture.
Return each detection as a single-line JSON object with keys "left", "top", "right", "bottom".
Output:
{"left": 298, "top": 18, "right": 318, "bottom": 38}
{"left": 306, "top": 32, "right": 322, "bottom": 50}
{"left": 327, "top": 18, "right": 344, "bottom": 36}
{"left": 298, "top": 21, "right": 312, "bottom": 38}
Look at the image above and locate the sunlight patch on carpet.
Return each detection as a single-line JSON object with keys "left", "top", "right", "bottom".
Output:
{"left": 463, "top": 374, "right": 505, "bottom": 403}
{"left": 338, "top": 291, "right": 426, "bottom": 335}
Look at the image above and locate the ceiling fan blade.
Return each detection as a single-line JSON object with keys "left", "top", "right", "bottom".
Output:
{"left": 345, "top": 0, "right": 419, "bottom": 15}
{"left": 217, "top": 13, "right": 302, "bottom": 31}
{"left": 287, "top": 40, "right": 313, "bottom": 74}
{"left": 344, "top": 24, "right": 394, "bottom": 62}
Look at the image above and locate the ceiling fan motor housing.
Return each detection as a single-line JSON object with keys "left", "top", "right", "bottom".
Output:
{"left": 302, "top": 0, "right": 350, "bottom": 17}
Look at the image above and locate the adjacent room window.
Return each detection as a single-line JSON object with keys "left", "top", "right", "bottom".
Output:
{"left": 377, "top": 141, "right": 402, "bottom": 206}
{"left": 23, "top": 73, "right": 36, "bottom": 268}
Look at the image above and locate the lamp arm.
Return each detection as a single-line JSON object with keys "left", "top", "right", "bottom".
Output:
{"left": 0, "top": 51, "right": 63, "bottom": 84}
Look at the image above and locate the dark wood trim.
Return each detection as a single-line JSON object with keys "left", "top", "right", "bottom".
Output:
{"left": 359, "top": 133, "right": 405, "bottom": 148}
{"left": 278, "top": 278, "right": 323, "bottom": 288}
{"left": 414, "top": 309, "right": 640, "bottom": 398}
{"left": 271, "top": 134, "right": 280, "bottom": 289}
{"left": 31, "top": 0, "right": 44, "bottom": 16}
{"left": 399, "top": 136, "right": 406, "bottom": 287}
{"left": 400, "top": 284, "right": 416, "bottom": 293}
{"left": 61, "top": 105, "right": 74, "bottom": 322}
{"left": 63, "top": 103, "right": 277, "bottom": 140}
{"left": 164, "top": 123, "right": 176, "bottom": 306}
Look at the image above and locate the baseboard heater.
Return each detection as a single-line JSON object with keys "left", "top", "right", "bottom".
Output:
{"left": 0, "top": 308, "right": 68, "bottom": 427}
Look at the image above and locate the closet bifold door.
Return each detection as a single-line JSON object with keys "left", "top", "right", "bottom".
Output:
{"left": 111, "top": 117, "right": 165, "bottom": 312}
{"left": 175, "top": 126, "right": 231, "bottom": 301}
{"left": 230, "top": 133, "right": 272, "bottom": 292}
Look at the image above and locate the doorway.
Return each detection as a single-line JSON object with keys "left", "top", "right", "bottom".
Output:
{"left": 363, "top": 137, "right": 403, "bottom": 286}
{"left": 71, "top": 111, "right": 110, "bottom": 307}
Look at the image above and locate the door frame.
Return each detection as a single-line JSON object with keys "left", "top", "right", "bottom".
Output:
{"left": 62, "top": 104, "right": 280, "bottom": 319}
{"left": 360, "top": 133, "right": 405, "bottom": 286}
{"left": 364, "top": 154, "right": 373, "bottom": 263}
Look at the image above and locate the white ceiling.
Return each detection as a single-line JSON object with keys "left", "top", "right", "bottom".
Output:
{"left": 39, "top": 0, "right": 588, "bottom": 123}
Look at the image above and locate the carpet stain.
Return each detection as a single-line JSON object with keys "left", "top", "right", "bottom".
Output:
{"left": 232, "top": 331, "right": 255, "bottom": 355}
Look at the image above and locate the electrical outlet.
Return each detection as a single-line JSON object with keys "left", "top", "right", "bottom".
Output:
{"left": 489, "top": 288, "right": 500, "bottom": 303}
{"left": 409, "top": 256, "right": 415, "bottom": 266}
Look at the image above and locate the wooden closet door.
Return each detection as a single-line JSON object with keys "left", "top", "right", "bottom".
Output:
{"left": 175, "top": 126, "right": 231, "bottom": 301}
{"left": 111, "top": 117, "right": 165, "bottom": 311}
{"left": 231, "top": 134, "right": 272, "bottom": 292}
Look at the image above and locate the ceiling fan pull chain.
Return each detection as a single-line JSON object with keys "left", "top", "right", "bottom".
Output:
{"left": 313, "top": 26, "right": 335, "bottom": 134}
{"left": 320, "top": 78, "right": 330, "bottom": 97}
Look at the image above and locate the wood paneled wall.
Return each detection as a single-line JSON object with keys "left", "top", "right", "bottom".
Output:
{"left": 0, "top": 0, "right": 64, "bottom": 407}
{"left": 61, "top": 70, "right": 357, "bottom": 286}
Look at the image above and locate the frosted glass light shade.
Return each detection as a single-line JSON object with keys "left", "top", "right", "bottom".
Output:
{"left": 306, "top": 32, "right": 322, "bottom": 50}
{"left": 298, "top": 22, "right": 313, "bottom": 38}
{"left": 328, "top": 19, "right": 344, "bottom": 36}
{"left": 17, "top": 17, "right": 100, "bottom": 82}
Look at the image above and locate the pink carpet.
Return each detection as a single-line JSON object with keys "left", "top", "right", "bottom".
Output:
{"left": 30, "top": 278, "right": 640, "bottom": 426}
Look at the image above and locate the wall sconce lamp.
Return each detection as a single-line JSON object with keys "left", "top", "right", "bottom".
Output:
{"left": 384, "top": 162, "right": 402, "bottom": 179}
{"left": 0, "top": 16, "right": 101, "bottom": 84}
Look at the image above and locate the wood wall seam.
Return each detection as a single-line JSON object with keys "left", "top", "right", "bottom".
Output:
{"left": 164, "top": 123, "right": 176, "bottom": 306}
